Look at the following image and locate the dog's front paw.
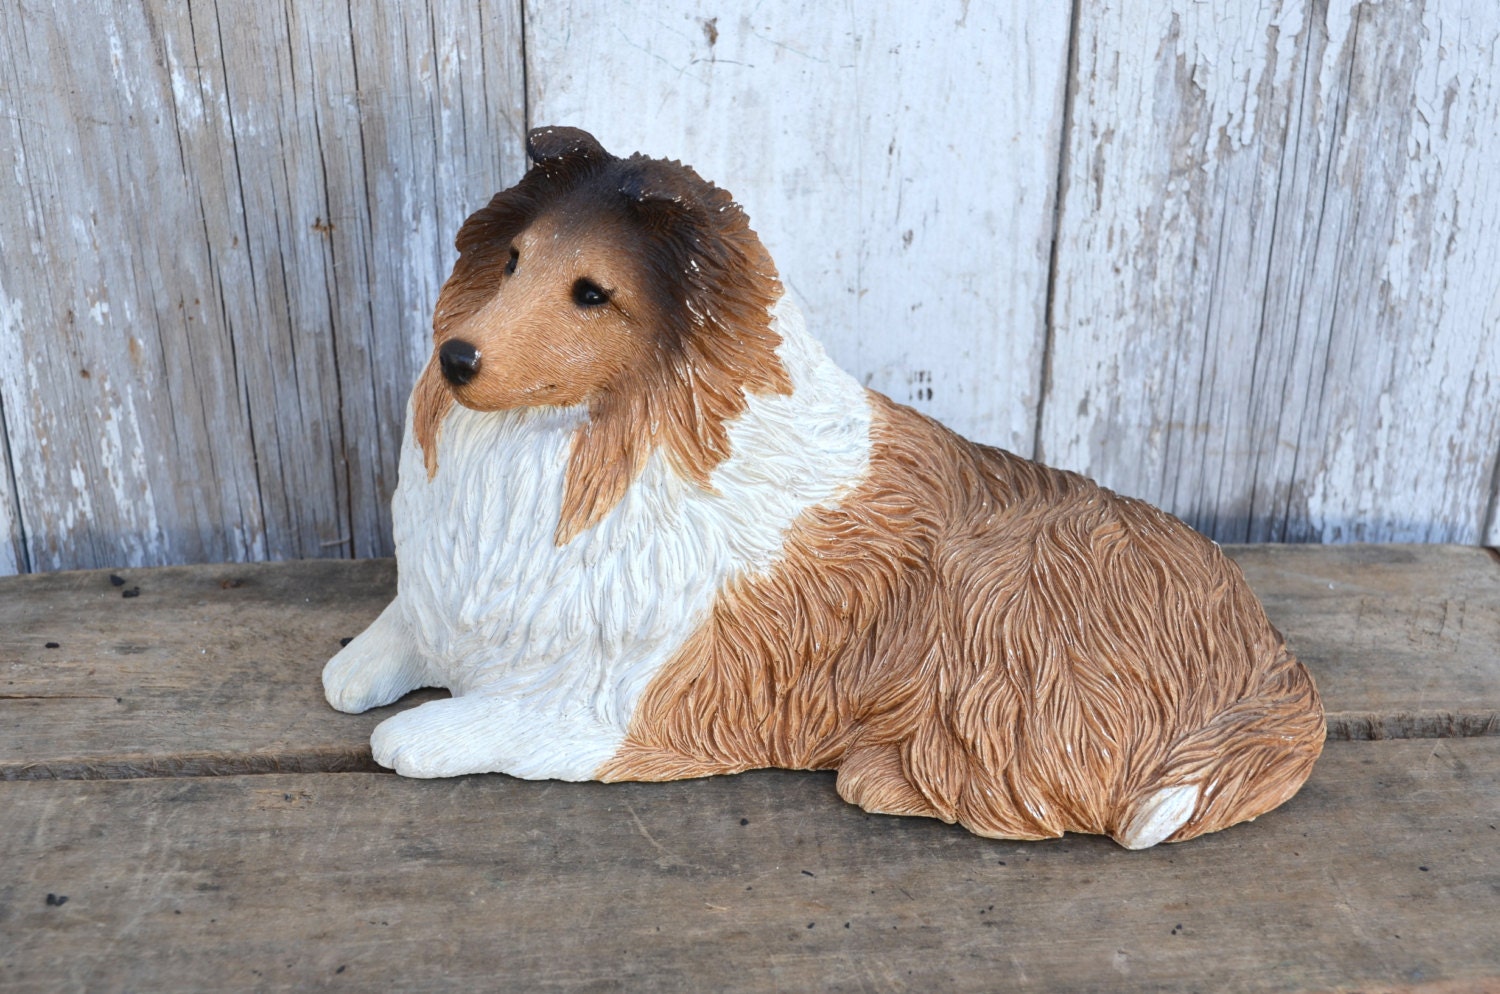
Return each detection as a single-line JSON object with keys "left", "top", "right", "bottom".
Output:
{"left": 369, "top": 695, "right": 623, "bottom": 780}
{"left": 323, "top": 600, "right": 434, "bottom": 713}
{"left": 370, "top": 698, "right": 504, "bottom": 778}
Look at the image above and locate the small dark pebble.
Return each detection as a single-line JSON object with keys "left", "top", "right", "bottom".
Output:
{"left": 844, "top": 922, "right": 850, "bottom": 929}
{"left": 739, "top": 818, "right": 749, "bottom": 826}
{"left": 337, "top": 966, "right": 346, "bottom": 975}
{"left": 122, "top": 587, "right": 141, "bottom": 599}
{"left": 109, "top": 574, "right": 125, "bottom": 587}
{"left": 45, "top": 894, "right": 68, "bottom": 907}
{"left": 45, "top": 642, "right": 60, "bottom": 649}
{"left": 806, "top": 922, "right": 815, "bottom": 929}
{"left": 801, "top": 870, "right": 815, "bottom": 877}
{"left": 340, "top": 637, "right": 354, "bottom": 647}
{"left": 1419, "top": 866, "right": 1429, "bottom": 872}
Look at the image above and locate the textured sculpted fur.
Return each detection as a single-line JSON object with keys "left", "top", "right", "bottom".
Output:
{"left": 324, "top": 127, "right": 1325, "bottom": 848}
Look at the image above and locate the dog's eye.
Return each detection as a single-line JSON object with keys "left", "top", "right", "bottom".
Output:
{"left": 505, "top": 247, "right": 519, "bottom": 275}
{"left": 572, "top": 278, "right": 610, "bottom": 307}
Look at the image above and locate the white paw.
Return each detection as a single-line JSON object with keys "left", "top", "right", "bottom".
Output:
{"left": 1117, "top": 784, "right": 1200, "bottom": 850}
{"left": 322, "top": 602, "right": 432, "bottom": 713}
{"left": 369, "top": 698, "right": 507, "bottom": 778}
{"left": 369, "top": 696, "right": 623, "bottom": 781}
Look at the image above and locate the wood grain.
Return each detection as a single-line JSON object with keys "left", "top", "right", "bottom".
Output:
{"left": 1041, "top": 0, "right": 1500, "bottom": 545}
{"left": 1, "top": 547, "right": 1496, "bottom": 780}
{"left": 0, "top": 0, "right": 525, "bottom": 572}
{"left": 524, "top": 0, "right": 1073, "bottom": 456}
{"left": 2, "top": 739, "right": 1497, "bottom": 993}
{"left": 0, "top": 558, "right": 419, "bottom": 779}
{"left": 1233, "top": 544, "right": 1500, "bottom": 738}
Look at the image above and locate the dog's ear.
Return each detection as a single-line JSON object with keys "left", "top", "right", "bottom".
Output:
{"left": 617, "top": 158, "right": 715, "bottom": 247}
{"left": 527, "top": 126, "right": 611, "bottom": 176}
{"left": 618, "top": 159, "right": 702, "bottom": 211}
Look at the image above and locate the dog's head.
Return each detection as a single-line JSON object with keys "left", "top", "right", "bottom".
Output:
{"left": 412, "top": 127, "right": 791, "bottom": 543}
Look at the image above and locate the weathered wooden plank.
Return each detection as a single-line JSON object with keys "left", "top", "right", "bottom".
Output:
{"left": 525, "top": 1, "right": 1073, "bottom": 457}
{"left": 0, "top": 1, "right": 264, "bottom": 571}
{"left": 1041, "top": 0, "right": 1500, "bottom": 545}
{"left": 2, "top": 546, "right": 1497, "bottom": 779}
{"left": 1231, "top": 544, "right": 1500, "bottom": 739}
{"left": 1, "top": 739, "right": 1497, "bottom": 993}
{"left": 0, "top": 559, "right": 407, "bottom": 779}
{"left": 0, "top": 0, "right": 525, "bottom": 573}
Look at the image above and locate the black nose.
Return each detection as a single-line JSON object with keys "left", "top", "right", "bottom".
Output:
{"left": 439, "top": 339, "right": 481, "bottom": 386}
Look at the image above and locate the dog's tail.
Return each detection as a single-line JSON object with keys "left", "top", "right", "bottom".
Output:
{"left": 1109, "top": 644, "right": 1325, "bottom": 849}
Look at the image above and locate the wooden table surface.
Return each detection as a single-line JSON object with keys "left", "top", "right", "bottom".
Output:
{"left": 2, "top": 545, "right": 1498, "bottom": 993}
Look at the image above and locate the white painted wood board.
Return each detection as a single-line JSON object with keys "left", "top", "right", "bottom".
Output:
{"left": 1041, "top": 0, "right": 1500, "bottom": 544}
{"left": 0, "top": 0, "right": 526, "bottom": 572}
{"left": 525, "top": 1, "right": 1074, "bottom": 457}
{"left": 4, "top": 1, "right": 1500, "bottom": 575}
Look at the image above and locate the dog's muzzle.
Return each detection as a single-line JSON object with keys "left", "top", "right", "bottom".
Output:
{"left": 439, "top": 339, "right": 481, "bottom": 386}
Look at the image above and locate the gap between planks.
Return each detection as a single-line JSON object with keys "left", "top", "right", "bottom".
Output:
{"left": 4, "top": 709, "right": 1497, "bottom": 783}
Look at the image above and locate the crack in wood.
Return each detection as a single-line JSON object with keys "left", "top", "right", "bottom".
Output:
{"left": 1, "top": 747, "right": 383, "bottom": 782}
{"left": 0, "top": 693, "right": 117, "bottom": 701}
{"left": 5, "top": 710, "right": 1498, "bottom": 783}
{"left": 1326, "top": 710, "right": 1500, "bottom": 742}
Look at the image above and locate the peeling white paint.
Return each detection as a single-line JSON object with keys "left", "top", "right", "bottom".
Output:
{"left": 96, "top": 381, "right": 166, "bottom": 566}
{"left": 106, "top": 27, "right": 134, "bottom": 109}
{"left": 2, "top": 1, "right": 1498, "bottom": 575}
{"left": 165, "top": 32, "right": 204, "bottom": 126}
{"left": 1043, "top": 0, "right": 1500, "bottom": 545}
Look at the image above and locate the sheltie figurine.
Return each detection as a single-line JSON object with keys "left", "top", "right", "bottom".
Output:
{"left": 323, "top": 127, "right": 1324, "bottom": 848}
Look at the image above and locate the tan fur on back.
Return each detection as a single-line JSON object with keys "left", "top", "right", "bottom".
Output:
{"left": 601, "top": 395, "right": 1325, "bottom": 844}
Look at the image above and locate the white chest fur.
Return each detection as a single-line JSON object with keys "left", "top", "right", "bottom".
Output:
{"left": 326, "top": 298, "right": 874, "bottom": 780}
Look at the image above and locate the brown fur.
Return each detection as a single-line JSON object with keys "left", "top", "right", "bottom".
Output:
{"left": 601, "top": 395, "right": 1325, "bottom": 845}
{"left": 415, "top": 127, "right": 789, "bottom": 543}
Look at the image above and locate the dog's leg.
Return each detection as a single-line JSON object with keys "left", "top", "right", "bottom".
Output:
{"left": 835, "top": 743, "right": 941, "bottom": 820}
{"left": 322, "top": 598, "right": 438, "bottom": 713}
{"left": 369, "top": 694, "right": 623, "bottom": 781}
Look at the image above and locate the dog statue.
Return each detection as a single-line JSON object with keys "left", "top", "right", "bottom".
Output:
{"left": 323, "top": 126, "right": 1325, "bottom": 848}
